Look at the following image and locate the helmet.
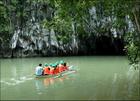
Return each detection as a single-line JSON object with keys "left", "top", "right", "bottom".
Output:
{"left": 49, "top": 63, "right": 53, "bottom": 67}
{"left": 52, "top": 63, "right": 57, "bottom": 68}
{"left": 55, "top": 61, "right": 59, "bottom": 65}
{"left": 59, "top": 60, "right": 64, "bottom": 64}
{"left": 44, "top": 63, "right": 48, "bottom": 66}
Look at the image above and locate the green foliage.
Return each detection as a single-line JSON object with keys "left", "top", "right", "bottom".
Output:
{"left": 42, "top": 0, "right": 96, "bottom": 44}
{"left": 0, "top": 1, "right": 11, "bottom": 44}
{"left": 125, "top": 32, "right": 140, "bottom": 64}
{"left": 0, "top": 0, "right": 139, "bottom": 63}
{"left": 0, "top": 2, "right": 8, "bottom": 32}
{"left": 125, "top": 42, "right": 139, "bottom": 64}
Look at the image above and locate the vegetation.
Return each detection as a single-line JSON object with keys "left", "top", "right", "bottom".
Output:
{"left": 0, "top": 0, "right": 139, "bottom": 64}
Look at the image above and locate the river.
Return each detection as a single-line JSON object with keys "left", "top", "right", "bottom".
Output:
{"left": 0, "top": 56, "right": 139, "bottom": 100}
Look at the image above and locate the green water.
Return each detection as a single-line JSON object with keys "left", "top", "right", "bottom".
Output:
{"left": 0, "top": 56, "right": 139, "bottom": 100}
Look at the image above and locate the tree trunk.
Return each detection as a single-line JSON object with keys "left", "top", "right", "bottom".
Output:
{"left": 132, "top": 7, "right": 140, "bottom": 33}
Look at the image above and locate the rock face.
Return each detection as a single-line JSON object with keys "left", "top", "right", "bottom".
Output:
{"left": 10, "top": 24, "right": 64, "bottom": 57}
{"left": 0, "top": 2, "right": 134, "bottom": 58}
{"left": 6, "top": 18, "right": 78, "bottom": 57}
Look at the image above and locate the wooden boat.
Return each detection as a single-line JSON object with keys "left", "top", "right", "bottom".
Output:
{"left": 35, "top": 70, "right": 76, "bottom": 78}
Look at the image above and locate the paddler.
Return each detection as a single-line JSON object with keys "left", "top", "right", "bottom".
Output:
{"left": 35, "top": 64, "right": 43, "bottom": 76}
{"left": 58, "top": 60, "right": 65, "bottom": 72}
{"left": 63, "top": 62, "right": 68, "bottom": 71}
{"left": 49, "top": 63, "right": 55, "bottom": 75}
{"left": 43, "top": 63, "right": 50, "bottom": 75}
{"left": 54, "top": 63, "right": 59, "bottom": 74}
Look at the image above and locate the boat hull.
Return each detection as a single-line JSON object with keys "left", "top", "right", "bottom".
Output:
{"left": 35, "top": 70, "right": 75, "bottom": 78}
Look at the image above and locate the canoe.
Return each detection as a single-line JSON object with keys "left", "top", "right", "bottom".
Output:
{"left": 35, "top": 70, "right": 76, "bottom": 78}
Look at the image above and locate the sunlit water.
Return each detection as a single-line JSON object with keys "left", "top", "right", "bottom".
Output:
{"left": 0, "top": 56, "right": 139, "bottom": 100}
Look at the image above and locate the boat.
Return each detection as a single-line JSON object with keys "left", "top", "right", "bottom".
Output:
{"left": 35, "top": 70, "right": 76, "bottom": 78}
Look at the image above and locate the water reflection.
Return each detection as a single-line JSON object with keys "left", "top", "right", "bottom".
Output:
{"left": 35, "top": 72, "right": 77, "bottom": 94}
{"left": 1, "top": 58, "right": 35, "bottom": 79}
{"left": 110, "top": 66, "right": 139, "bottom": 100}
{"left": 126, "top": 66, "right": 139, "bottom": 99}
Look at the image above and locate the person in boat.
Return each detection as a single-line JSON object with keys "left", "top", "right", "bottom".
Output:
{"left": 49, "top": 63, "right": 55, "bottom": 75}
{"left": 54, "top": 63, "right": 59, "bottom": 75}
{"left": 63, "top": 62, "right": 69, "bottom": 71}
{"left": 43, "top": 63, "right": 50, "bottom": 75}
{"left": 49, "top": 63, "right": 60, "bottom": 75}
{"left": 35, "top": 64, "right": 43, "bottom": 76}
{"left": 58, "top": 60, "right": 66, "bottom": 72}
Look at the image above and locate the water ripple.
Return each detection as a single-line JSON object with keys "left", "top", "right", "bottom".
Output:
{"left": 0, "top": 75, "right": 33, "bottom": 86}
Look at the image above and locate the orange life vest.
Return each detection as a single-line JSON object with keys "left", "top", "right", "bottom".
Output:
{"left": 43, "top": 67, "right": 50, "bottom": 75}
{"left": 54, "top": 67, "right": 59, "bottom": 74}
{"left": 50, "top": 68, "right": 55, "bottom": 75}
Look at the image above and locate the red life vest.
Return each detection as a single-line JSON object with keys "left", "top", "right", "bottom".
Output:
{"left": 43, "top": 67, "right": 50, "bottom": 75}
{"left": 54, "top": 67, "right": 59, "bottom": 74}
{"left": 50, "top": 68, "right": 55, "bottom": 75}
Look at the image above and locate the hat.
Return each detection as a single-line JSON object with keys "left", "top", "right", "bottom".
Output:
{"left": 44, "top": 63, "right": 48, "bottom": 66}
{"left": 52, "top": 63, "right": 57, "bottom": 67}
{"left": 49, "top": 63, "right": 53, "bottom": 67}
{"left": 55, "top": 61, "right": 59, "bottom": 65}
{"left": 59, "top": 60, "right": 64, "bottom": 64}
